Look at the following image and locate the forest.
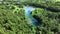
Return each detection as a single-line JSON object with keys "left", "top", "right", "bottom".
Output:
{"left": 0, "top": 0, "right": 60, "bottom": 34}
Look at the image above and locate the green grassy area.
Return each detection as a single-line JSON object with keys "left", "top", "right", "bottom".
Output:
{"left": 56, "top": 0, "right": 60, "bottom": 2}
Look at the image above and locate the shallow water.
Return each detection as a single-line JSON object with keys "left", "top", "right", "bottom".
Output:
{"left": 24, "top": 6, "right": 35, "bottom": 15}
{"left": 24, "top": 6, "right": 39, "bottom": 26}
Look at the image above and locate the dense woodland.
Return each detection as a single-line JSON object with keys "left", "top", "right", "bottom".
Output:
{"left": 0, "top": 0, "right": 60, "bottom": 34}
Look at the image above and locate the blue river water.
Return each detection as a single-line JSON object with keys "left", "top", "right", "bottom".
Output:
{"left": 24, "top": 7, "right": 35, "bottom": 15}
{"left": 24, "top": 6, "right": 39, "bottom": 26}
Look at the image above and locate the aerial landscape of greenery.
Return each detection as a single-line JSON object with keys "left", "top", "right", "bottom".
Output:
{"left": 0, "top": 0, "right": 60, "bottom": 34}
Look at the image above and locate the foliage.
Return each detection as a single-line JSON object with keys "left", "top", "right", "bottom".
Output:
{"left": 0, "top": 0, "right": 60, "bottom": 34}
